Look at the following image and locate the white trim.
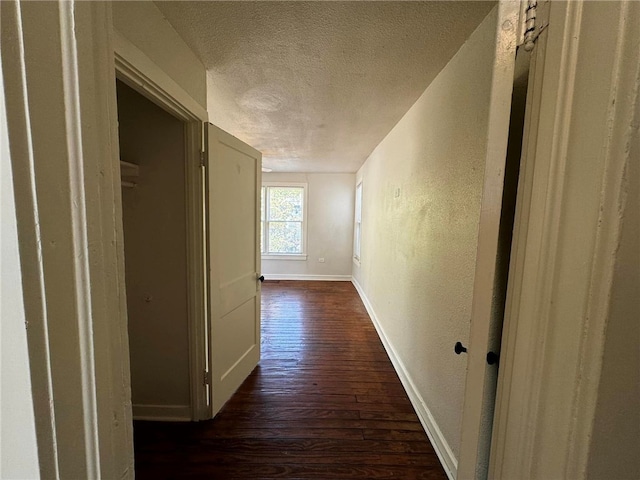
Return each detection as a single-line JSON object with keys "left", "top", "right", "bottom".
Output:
{"left": 490, "top": 1, "right": 640, "bottom": 478}
{"left": 0, "top": 30, "right": 40, "bottom": 478}
{"left": 2, "top": 2, "right": 134, "bottom": 476}
{"left": 261, "top": 182, "right": 308, "bottom": 256}
{"left": 2, "top": 2, "right": 60, "bottom": 475}
{"left": 184, "top": 122, "right": 208, "bottom": 421}
{"left": 113, "top": 30, "right": 207, "bottom": 122}
{"left": 353, "top": 180, "right": 363, "bottom": 262}
{"left": 59, "top": 3, "right": 100, "bottom": 473}
{"left": 132, "top": 405, "right": 191, "bottom": 422}
{"left": 265, "top": 274, "right": 351, "bottom": 282}
{"left": 565, "top": 3, "right": 639, "bottom": 474}
{"left": 113, "top": 32, "right": 208, "bottom": 422}
{"left": 262, "top": 182, "right": 308, "bottom": 187}
{"left": 351, "top": 277, "right": 456, "bottom": 480}
{"left": 262, "top": 254, "right": 308, "bottom": 261}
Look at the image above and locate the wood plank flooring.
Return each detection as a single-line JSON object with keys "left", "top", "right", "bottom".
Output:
{"left": 134, "top": 281, "right": 447, "bottom": 479}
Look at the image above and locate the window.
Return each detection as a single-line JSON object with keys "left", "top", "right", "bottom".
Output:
{"left": 261, "top": 183, "right": 307, "bottom": 259}
{"left": 354, "top": 181, "right": 363, "bottom": 263}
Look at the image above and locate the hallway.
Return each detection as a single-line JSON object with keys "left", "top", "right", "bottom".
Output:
{"left": 134, "top": 281, "right": 447, "bottom": 479}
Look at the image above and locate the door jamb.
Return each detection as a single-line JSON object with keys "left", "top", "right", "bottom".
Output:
{"left": 489, "top": 1, "right": 639, "bottom": 477}
{"left": 114, "top": 32, "right": 210, "bottom": 421}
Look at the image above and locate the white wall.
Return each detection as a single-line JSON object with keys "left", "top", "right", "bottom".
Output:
{"left": 352, "top": 6, "right": 498, "bottom": 468}
{"left": 117, "top": 81, "right": 191, "bottom": 419}
{"left": 587, "top": 72, "right": 640, "bottom": 479}
{"left": 112, "top": 0, "right": 207, "bottom": 110}
{"left": 0, "top": 52, "right": 39, "bottom": 480}
{"left": 261, "top": 172, "right": 355, "bottom": 280}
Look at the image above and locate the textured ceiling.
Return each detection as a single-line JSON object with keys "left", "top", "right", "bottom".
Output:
{"left": 155, "top": 1, "right": 495, "bottom": 172}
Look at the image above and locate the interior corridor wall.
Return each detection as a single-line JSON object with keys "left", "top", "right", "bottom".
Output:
{"left": 352, "top": 6, "right": 498, "bottom": 466}
{"left": 261, "top": 172, "right": 355, "bottom": 279}
{"left": 117, "top": 81, "right": 191, "bottom": 418}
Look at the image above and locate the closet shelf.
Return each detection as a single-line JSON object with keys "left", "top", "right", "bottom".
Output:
{"left": 120, "top": 160, "right": 140, "bottom": 178}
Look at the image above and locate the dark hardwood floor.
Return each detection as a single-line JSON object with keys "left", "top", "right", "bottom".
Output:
{"left": 134, "top": 281, "right": 447, "bottom": 479}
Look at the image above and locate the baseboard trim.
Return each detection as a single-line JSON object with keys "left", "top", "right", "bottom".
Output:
{"left": 132, "top": 404, "right": 191, "bottom": 422}
{"left": 263, "top": 274, "right": 351, "bottom": 281}
{"left": 351, "top": 277, "right": 458, "bottom": 480}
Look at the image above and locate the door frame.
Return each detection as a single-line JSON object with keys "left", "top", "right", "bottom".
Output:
{"left": 489, "top": 1, "right": 639, "bottom": 478}
{"left": 114, "top": 31, "right": 210, "bottom": 421}
{"left": 2, "top": 1, "right": 135, "bottom": 476}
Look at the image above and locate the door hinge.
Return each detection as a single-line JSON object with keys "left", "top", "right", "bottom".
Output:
{"left": 519, "top": 0, "right": 548, "bottom": 51}
{"left": 203, "top": 370, "right": 212, "bottom": 385}
{"left": 200, "top": 151, "right": 206, "bottom": 167}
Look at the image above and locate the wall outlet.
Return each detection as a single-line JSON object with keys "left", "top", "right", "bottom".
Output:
{"left": 318, "top": 258, "right": 325, "bottom": 263}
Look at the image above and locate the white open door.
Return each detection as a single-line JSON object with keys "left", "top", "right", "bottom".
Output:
{"left": 457, "top": 2, "right": 522, "bottom": 478}
{"left": 206, "top": 123, "right": 262, "bottom": 416}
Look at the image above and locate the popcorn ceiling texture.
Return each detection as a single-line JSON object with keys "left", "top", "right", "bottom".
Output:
{"left": 155, "top": 1, "right": 495, "bottom": 172}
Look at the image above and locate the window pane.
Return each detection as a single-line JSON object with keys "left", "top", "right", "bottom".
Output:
{"left": 268, "top": 221, "right": 302, "bottom": 253}
{"left": 354, "top": 182, "right": 363, "bottom": 259}
{"left": 268, "top": 187, "right": 303, "bottom": 221}
{"left": 355, "top": 183, "right": 362, "bottom": 222}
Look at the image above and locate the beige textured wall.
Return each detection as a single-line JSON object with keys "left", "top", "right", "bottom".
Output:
{"left": 117, "top": 81, "right": 191, "bottom": 412}
{"left": 112, "top": 0, "right": 207, "bottom": 109}
{"left": 352, "top": 7, "right": 497, "bottom": 462}
{"left": 261, "top": 172, "right": 355, "bottom": 278}
{"left": 587, "top": 68, "right": 640, "bottom": 479}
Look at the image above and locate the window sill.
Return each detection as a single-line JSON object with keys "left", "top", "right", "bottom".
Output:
{"left": 262, "top": 254, "right": 308, "bottom": 261}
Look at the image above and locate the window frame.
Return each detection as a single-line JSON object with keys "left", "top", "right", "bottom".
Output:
{"left": 353, "top": 181, "right": 363, "bottom": 265}
{"left": 261, "top": 182, "right": 308, "bottom": 260}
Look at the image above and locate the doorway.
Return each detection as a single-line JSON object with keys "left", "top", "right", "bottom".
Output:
{"left": 113, "top": 71, "right": 262, "bottom": 426}
{"left": 116, "top": 80, "right": 194, "bottom": 421}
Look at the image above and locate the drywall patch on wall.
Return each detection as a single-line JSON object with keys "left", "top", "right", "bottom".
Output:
{"left": 261, "top": 172, "right": 355, "bottom": 277}
{"left": 352, "top": 7, "right": 498, "bottom": 464}
{"left": 117, "top": 81, "right": 191, "bottom": 414}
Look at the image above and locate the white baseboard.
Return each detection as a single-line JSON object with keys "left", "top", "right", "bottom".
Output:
{"left": 351, "top": 277, "right": 458, "bottom": 480}
{"left": 132, "top": 404, "right": 191, "bottom": 422}
{"left": 263, "top": 274, "right": 351, "bottom": 281}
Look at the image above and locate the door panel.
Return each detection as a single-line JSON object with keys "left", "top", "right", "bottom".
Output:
{"left": 457, "top": 3, "right": 522, "bottom": 478}
{"left": 218, "top": 300, "right": 257, "bottom": 376}
{"left": 207, "top": 123, "right": 261, "bottom": 416}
